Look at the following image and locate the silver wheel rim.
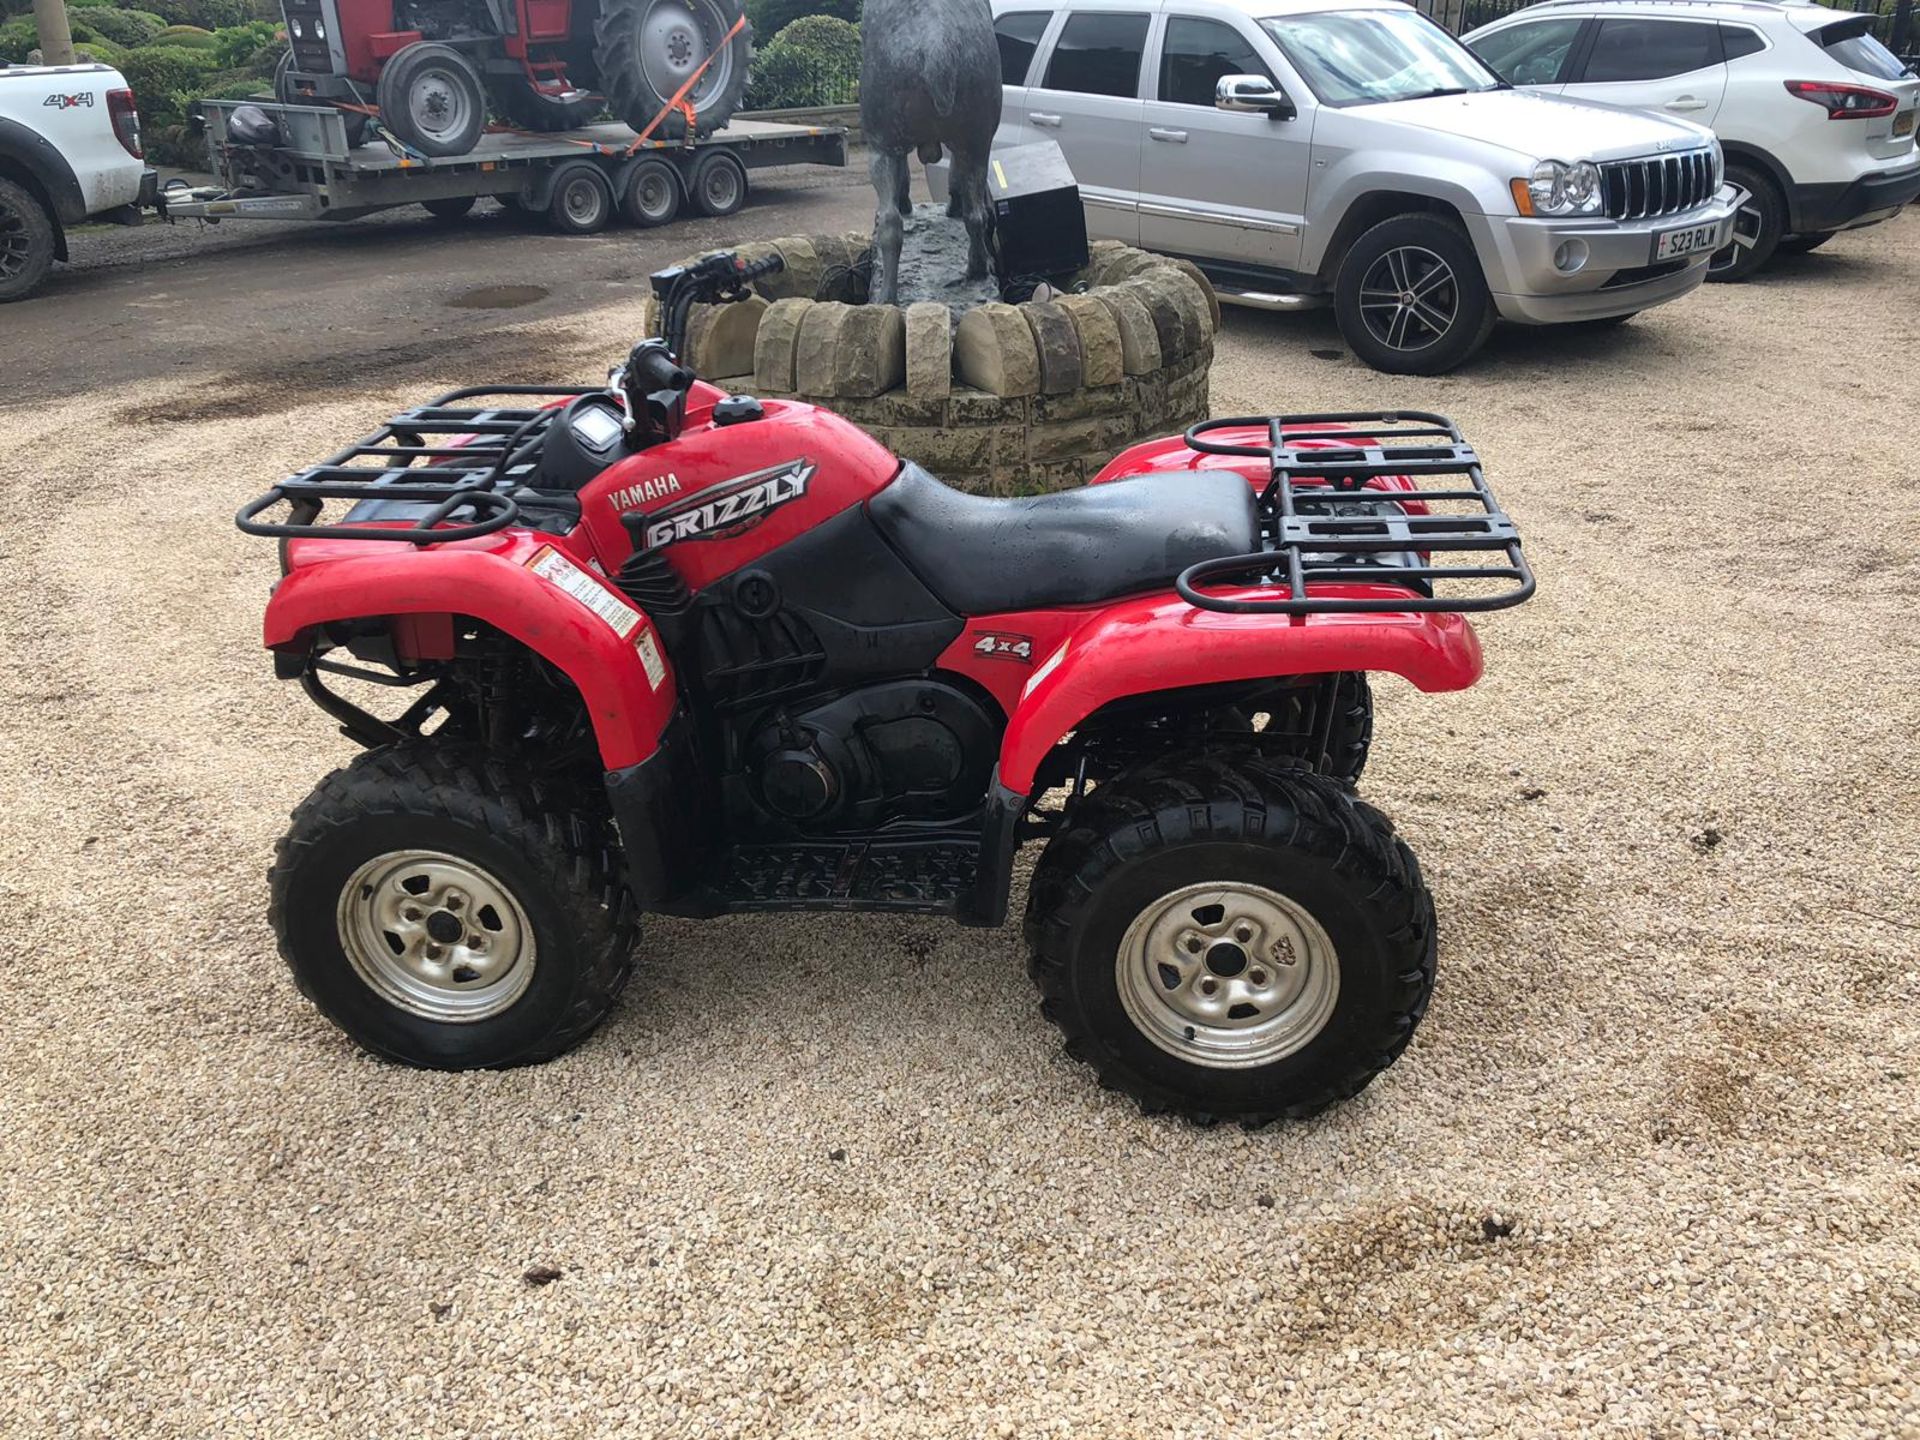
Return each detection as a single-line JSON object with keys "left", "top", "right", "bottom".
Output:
{"left": 633, "top": 167, "right": 674, "bottom": 221}
{"left": 1357, "top": 245, "right": 1458, "bottom": 352}
{"left": 407, "top": 65, "right": 475, "bottom": 142}
{"left": 1710, "top": 194, "right": 1764, "bottom": 275}
{"left": 639, "top": 0, "right": 735, "bottom": 113}
{"left": 337, "top": 850, "right": 536, "bottom": 1023}
{"left": 562, "top": 177, "right": 606, "bottom": 226}
{"left": 0, "top": 199, "right": 32, "bottom": 280}
{"left": 1116, "top": 881, "right": 1339, "bottom": 1069}
{"left": 700, "top": 161, "right": 740, "bottom": 211}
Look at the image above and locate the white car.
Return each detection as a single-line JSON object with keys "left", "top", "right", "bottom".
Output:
{"left": 1466, "top": 0, "right": 1920, "bottom": 279}
{"left": 0, "top": 60, "right": 155, "bottom": 301}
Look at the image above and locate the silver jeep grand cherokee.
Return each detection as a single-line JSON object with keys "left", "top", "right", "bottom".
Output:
{"left": 981, "top": 0, "right": 1743, "bottom": 372}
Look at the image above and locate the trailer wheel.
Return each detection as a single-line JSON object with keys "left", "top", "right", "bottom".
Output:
{"left": 548, "top": 165, "right": 616, "bottom": 234}
{"left": 376, "top": 42, "right": 487, "bottom": 158}
{"left": 595, "top": 0, "right": 752, "bottom": 143}
{"left": 621, "top": 157, "right": 683, "bottom": 227}
{"left": 0, "top": 176, "right": 55, "bottom": 304}
{"left": 686, "top": 150, "right": 747, "bottom": 217}
{"left": 423, "top": 195, "right": 477, "bottom": 221}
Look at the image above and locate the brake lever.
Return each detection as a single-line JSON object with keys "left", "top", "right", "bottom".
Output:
{"left": 606, "top": 363, "right": 636, "bottom": 434}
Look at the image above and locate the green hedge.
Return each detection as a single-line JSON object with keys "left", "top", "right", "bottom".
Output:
{"left": 746, "top": 0, "right": 858, "bottom": 42}
{"left": 85, "top": 6, "right": 168, "bottom": 44}
{"left": 746, "top": 14, "right": 860, "bottom": 109}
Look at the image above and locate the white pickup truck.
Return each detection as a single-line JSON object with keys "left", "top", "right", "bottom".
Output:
{"left": 0, "top": 60, "right": 156, "bottom": 301}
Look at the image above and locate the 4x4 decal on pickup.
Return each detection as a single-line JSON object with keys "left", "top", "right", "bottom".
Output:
{"left": 636, "top": 459, "right": 815, "bottom": 549}
{"left": 43, "top": 92, "right": 96, "bottom": 110}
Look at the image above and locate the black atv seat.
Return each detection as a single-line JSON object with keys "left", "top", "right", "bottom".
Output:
{"left": 867, "top": 463, "right": 1260, "bottom": 614}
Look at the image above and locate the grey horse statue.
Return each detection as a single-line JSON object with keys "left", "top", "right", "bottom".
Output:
{"left": 859, "top": 0, "right": 1000, "bottom": 305}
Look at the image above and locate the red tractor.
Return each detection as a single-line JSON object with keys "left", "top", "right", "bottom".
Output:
{"left": 272, "top": 0, "right": 751, "bottom": 156}
{"left": 236, "top": 253, "right": 1534, "bottom": 1126}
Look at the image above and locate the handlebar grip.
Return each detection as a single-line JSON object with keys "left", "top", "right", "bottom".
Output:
{"left": 738, "top": 253, "right": 786, "bottom": 280}
{"left": 636, "top": 349, "right": 694, "bottom": 392}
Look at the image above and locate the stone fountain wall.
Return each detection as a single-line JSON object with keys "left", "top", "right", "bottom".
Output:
{"left": 642, "top": 235, "right": 1220, "bottom": 495}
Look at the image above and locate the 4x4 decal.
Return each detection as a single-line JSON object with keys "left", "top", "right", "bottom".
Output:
{"left": 636, "top": 459, "right": 814, "bottom": 549}
{"left": 44, "top": 92, "right": 96, "bottom": 110}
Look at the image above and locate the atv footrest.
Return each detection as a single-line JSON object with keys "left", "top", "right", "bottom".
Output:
{"left": 713, "top": 836, "right": 981, "bottom": 914}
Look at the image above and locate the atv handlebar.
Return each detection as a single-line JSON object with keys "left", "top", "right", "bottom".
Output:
{"left": 648, "top": 251, "right": 786, "bottom": 366}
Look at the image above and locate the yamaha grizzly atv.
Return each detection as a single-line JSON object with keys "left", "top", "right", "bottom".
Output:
{"left": 238, "top": 252, "right": 1533, "bottom": 1125}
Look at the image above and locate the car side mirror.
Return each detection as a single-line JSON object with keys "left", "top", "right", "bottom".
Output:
{"left": 1215, "top": 74, "right": 1296, "bottom": 120}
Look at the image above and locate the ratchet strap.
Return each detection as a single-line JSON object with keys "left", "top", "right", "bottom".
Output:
{"left": 625, "top": 11, "right": 747, "bottom": 156}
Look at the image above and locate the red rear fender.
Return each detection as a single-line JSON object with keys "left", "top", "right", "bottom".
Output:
{"left": 265, "top": 535, "right": 676, "bottom": 770}
{"left": 995, "top": 591, "right": 1483, "bottom": 795}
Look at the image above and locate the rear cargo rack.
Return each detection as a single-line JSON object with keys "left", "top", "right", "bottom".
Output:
{"left": 234, "top": 385, "right": 592, "bottom": 544}
{"left": 1174, "top": 411, "right": 1535, "bottom": 615}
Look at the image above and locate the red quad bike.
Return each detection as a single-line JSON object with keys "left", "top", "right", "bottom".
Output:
{"left": 238, "top": 253, "right": 1534, "bottom": 1126}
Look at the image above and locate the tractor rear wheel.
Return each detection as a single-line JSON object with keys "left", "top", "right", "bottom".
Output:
{"left": 595, "top": 0, "right": 751, "bottom": 143}
{"left": 490, "top": 78, "right": 601, "bottom": 132}
{"left": 377, "top": 42, "right": 488, "bottom": 158}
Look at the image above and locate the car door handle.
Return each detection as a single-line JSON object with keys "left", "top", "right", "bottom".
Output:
{"left": 1029, "top": 112, "right": 1062, "bottom": 128}
{"left": 1664, "top": 96, "right": 1708, "bottom": 111}
{"left": 1149, "top": 127, "right": 1189, "bottom": 143}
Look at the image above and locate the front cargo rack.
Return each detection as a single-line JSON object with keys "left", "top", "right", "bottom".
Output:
{"left": 1174, "top": 411, "right": 1535, "bottom": 616}
{"left": 235, "top": 385, "right": 592, "bottom": 545}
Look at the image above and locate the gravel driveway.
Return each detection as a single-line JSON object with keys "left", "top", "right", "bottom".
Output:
{"left": 1, "top": 203, "right": 1915, "bottom": 1439}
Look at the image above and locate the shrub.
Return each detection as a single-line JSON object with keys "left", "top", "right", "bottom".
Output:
{"left": 84, "top": 5, "right": 166, "bottom": 43}
{"left": 0, "top": 15, "right": 36, "bottom": 61}
{"left": 140, "top": 0, "right": 255, "bottom": 30}
{"left": 119, "top": 43, "right": 218, "bottom": 127}
{"left": 747, "top": 0, "right": 858, "bottom": 42}
{"left": 746, "top": 14, "right": 860, "bottom": 109}
{"left": 212, "top": 17, "right": 280, "bottom": 68}
{"left": 156, "top": 22, "right": 219, "bottom": 47}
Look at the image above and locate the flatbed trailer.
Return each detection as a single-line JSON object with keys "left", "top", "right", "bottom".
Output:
{"left": 160, "top": 101, "right": 847, "bottom": 232}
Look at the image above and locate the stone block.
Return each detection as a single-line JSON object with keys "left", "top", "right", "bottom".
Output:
{"left": 793, "top": 301, "right": 856, "bottom": 396}
{"left": 1122, "top": 270, "right": 1209, "bottom": 361}
{"left": 1021, "top": 300, "right": 1086, "bottom": 395}
{"left": 904, "top": 302, "right": 953, "bottom": 400}
{"left": 687, "top": 295, "right": 769, "bottom": 382}
{"left": 1054, "top": 294, "right": 1124, "bottom": 388}
{"left": 1093, "top": 287, "right": 1163, "bottom": 375}
{"left": 892, "top": 424, "right": 997, "bottom": 475}
{"left": 1034, "top": 384, "right": 1126, "bottom": 424}
{"left": 1165, "top": 256, "right": 1222, "bottom": 332}
{"left": 770, "top": 236, "right": 824, "bottom": 300}
{"left": 833, "top": 304, "right": 907, "bottom": 398}
{"left": 953, "top": 303, "right": 1041, "bottom": 397}
{"left": 950, "top": 387, "right": 1028, "bottom": 425}
{"left": 752, "top": 297, "right": 812, "bottom": 393}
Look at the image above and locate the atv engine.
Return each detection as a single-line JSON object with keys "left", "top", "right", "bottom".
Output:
{"left": 740, "top": 681, "right": 998, "bottom": 834}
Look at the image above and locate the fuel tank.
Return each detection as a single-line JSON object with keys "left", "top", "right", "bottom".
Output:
{"left": 575, "top": 389, "right": 902, "bottom": 592}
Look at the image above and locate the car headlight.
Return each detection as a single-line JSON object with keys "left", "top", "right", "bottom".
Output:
{"left": 1521, "top": 159, "right": 1604, "bottom": 217}
{"left": 290, "top": 16, "right": 303, "bottom": 36}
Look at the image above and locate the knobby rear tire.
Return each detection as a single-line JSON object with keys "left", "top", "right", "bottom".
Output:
{"left": 1025, "top": 755, "right": 1436, "bottom": 1126}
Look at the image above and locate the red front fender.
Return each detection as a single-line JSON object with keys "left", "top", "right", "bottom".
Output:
{"left": 996, "top": 589, "right": 1483, "bottom": 795}
{"left": 264, "top": 536, "right": 675, "bottom": 770}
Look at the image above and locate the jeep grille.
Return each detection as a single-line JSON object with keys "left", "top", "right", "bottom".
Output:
{"left": 1600, "top": 151, "right": 1716, "bottom": 221}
